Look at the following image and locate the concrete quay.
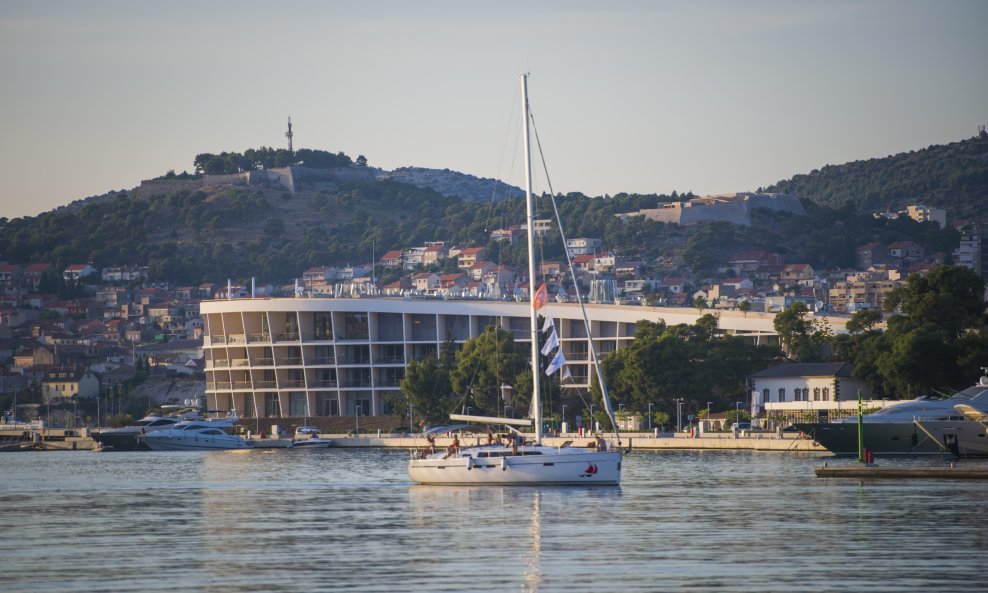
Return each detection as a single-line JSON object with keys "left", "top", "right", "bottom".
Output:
{"left": 1, "top": 427, "right": 824, "bottom": 453}
{"left": 326, "top": 432, "right": 824, "bottom": 453}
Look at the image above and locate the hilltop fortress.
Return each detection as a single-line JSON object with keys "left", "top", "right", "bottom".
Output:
{"left": 617, "top": 192, "right": 805, "bottom": 226}
{"left": 135, "top": 165, "right": 375, "bottom": 198}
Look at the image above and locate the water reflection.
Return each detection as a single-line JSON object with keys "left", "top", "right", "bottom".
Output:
{"left": 1, "top": 450, "right": 985, "bottom": 592}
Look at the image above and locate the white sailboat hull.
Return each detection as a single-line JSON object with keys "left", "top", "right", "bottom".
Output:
{"left": 408, "top": 446, "right": 621, "bottom": 485}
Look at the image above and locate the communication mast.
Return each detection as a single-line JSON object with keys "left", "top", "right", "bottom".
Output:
{"left": 286, "top": 117, "right": 294, "bottom": 153}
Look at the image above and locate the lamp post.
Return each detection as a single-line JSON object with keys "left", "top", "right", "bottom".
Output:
{"left": 706, "top": 401, "right": 712, "bottom": 431}
{"left": 676, "top": 398, "right": 684, "bottom": 432}
{"left": 736, "top": 401, "right": 742, "bottom": 425}
{"left": 562, "top": 404, "right": 567, "bottom": 429}
{"left": 589, "top": 404, "right": 596, "bottom": 431}
{"left": 648, "top": 402, "right": 654, "bottom": 431}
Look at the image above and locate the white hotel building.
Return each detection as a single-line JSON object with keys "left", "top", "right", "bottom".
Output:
{"left": 201, "top": 297, "right": 830, "bottom": 419}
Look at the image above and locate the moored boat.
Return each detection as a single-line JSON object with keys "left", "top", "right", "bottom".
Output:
{"left": 795, "top": 370, "right": 988, "bottom": 457}
{"left": 407, "top": 74, "right": 623, "bottom": 485}
{"left": 92, "top": 406, "right": 203, "bottom": 451}
{"left": 139, "top": 414, "right": 251, "bottom": 451}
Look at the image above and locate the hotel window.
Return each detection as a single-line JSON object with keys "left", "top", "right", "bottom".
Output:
{"left": 242, "top": 395, "right": 255, "bottom": 417}
{"left": 823, "top": 387, "right": 830, "bottom": 401}
{"left": 314, "top": 313, "right": 333, "bottom": 340}
{"left": 265, "top": 393, "right": 281, "bottom": 417}
{"left": 411, "top": 314, "right": 437, "bottom": 341}
{"left": 343, "top": 313, "right": 369, "bottom": 340}
{"left": 762, "top": 388, "right": 770, "bottom": 402}
{"left": 813, "top": 387, "right": 821, "bottom": 401}
{"left": 316, "top": 394, "right": 339, "bottom": 417}
{"left": 289, "top": 392, "right": 307, "bottom": 416}
{"left": 778, "top": 388, "right": 786, "bottom": 402}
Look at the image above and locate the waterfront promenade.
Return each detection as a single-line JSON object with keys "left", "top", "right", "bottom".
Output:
{"left": 1, "top": 426, "right": 822, "bottom": 452}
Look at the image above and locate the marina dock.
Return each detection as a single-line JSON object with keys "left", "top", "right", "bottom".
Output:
{"left": 0, "top": 426, "right": 823, "bottom": 452}
{"left": 814, "top": 463, "right": 988, "bottom": 479}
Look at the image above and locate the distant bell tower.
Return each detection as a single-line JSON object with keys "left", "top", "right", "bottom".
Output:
{"left": 286, "top": 117, "right": 294, "bottom": 153}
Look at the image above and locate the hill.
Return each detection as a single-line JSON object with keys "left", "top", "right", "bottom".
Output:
{"left": 764, "top": 131, "right": 988, "bottom": 220}
{"left": 376, "top": 166, "right": 522, "bottom": 203}
{"left": 0, "top": 136, "right": 975, "bottom": 286}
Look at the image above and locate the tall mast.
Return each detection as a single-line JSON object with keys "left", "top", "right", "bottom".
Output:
{"left": 521, "top": 74, "right": 543, "bottom": 446}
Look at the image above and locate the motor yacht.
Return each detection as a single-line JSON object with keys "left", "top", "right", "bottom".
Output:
{"left": 794, "top": 371, "right": 988, "bottom": 456}
{"left": 139, "top": 414, "right": 251, "bottom": 451}
{"left": 91, "top": 406, "right": 202, "bottom": 451}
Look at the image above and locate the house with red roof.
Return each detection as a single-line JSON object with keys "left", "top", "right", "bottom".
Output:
{"left": 23, "top": 263, "right": 52, "bottom": 292}
{"left": 457, "top": 247, "right": 485, "bottom": 269}
{"left": 379, "top": 250, "right": 402, "bottom": 267}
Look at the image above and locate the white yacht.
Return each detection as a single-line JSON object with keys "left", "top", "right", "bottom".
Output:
{"left": 92, "top": 406, "right": 203, "bottom": 451}
{"left": 408, "top": 74, "right": 623, "bottom": 485}
{"left": 139, "top": 414, "right": 251, "bottom": 451}
{"left": 796, "top": 370, "right": 988, "bottom": 456}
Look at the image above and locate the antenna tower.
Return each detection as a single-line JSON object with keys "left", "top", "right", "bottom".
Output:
{"left": 286, "top": 117, "right": 294, "bottom": 153}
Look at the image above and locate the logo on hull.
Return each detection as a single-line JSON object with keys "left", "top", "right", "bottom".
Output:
{"left": 580, "top": 463, "right": 598, "bottom": 478}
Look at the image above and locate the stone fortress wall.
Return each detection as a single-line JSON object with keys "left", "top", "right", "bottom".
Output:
{"left": 619, "top": 192, "right": 805, "bottom": 227}
{"left": 136, "top": 166, "right": 375, "bottom": 198}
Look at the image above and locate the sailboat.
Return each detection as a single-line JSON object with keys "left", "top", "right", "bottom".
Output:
{"left": 407, "top": 74, "right": 623, "bottom": 485}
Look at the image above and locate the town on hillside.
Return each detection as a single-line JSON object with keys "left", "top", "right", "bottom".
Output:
{"left": 0, "top": 197, "right": 986, "bottom": 428}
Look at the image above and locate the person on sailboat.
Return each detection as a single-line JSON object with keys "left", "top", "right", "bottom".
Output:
{"left": 595, "top": 434, "right": 607, "bottom": 451}
{"left": 443, "top": 435, "right": 460, "bottom": 459}
{"left": 425, "top": 435, "right": 436, "bottom": 455}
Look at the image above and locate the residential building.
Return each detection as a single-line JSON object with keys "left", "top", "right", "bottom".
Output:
{"left": 63, "top": 264, "right": 99, "bottom": 283}
{"left": 41, "top": 367, "right": 100, "bottom": 402}
{"left": 753, "top": 362, "right": 874, "bottom": 422}
{"left": 566, "top": 238, "right": 602, "bottom": 256}
{"left": 887, "top": 240, "right": 925, "bottom": 264}
{"left": 855, "top": 243, "right": 886, "bottom": 270}
{"left": 23, "top": 263, "right": 52, "bottom": 292}
{"left": 379, "top": 250, "right": 402, "bottom": 267}
{"left": 905, "top": 204, "right": 947, "bottom": 229}
{"left": 457, "top": 247, "right": 485, "bottom": 269}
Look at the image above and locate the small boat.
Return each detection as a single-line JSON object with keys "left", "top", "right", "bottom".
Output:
{"left": 408, "top": 74, "right": 623, "bottom": 486}
{"left": 795, "top": 369, "right": 988, "bottom": 457}
{"left": 139, "top": 414, "right": 251, "bottom": 451}
{"left": 289, "top": 427, "right": 333, "bottom": 449}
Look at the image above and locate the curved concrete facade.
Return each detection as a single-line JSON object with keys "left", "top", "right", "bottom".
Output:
{"left": 201, "top": 297, "right": 794, "bottom": 419}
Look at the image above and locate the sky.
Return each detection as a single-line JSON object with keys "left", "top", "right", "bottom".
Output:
{"left": 0, "top": 0, "right": 986, "bottom": 219}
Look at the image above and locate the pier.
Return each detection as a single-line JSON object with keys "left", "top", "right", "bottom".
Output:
{"left": 0, "top": 426, "right": 823, "bottom": 452}
{"left": 815, "top": 463, "right": 988, "bottom": 479}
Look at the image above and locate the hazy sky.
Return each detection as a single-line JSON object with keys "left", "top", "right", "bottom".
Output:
{"left": 1, "top": 0, "right": 985, "bottom": 219}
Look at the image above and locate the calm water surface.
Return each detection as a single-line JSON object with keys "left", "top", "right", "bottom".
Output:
{"left": 1, "top": 449, "right": 985, "bottom": 592}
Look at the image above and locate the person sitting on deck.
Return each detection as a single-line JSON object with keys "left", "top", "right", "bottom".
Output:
{"left": 487, "top": 432, "right": 496, "bottom": 445}
{"left": 425, "top": 435, "right": 436, "bottom": 455}
{"left": 595, "top": 435, "right": 607, "bottom": 451}
{"left": 443, "top": 436, "right": 460, "bottom": 459}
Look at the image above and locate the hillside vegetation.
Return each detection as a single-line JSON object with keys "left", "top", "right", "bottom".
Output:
{"left": 0, "top": 135, "right": 981, "bottom": 285}
{"left": 765, "top": 132, "right": 988, "bottom": 220}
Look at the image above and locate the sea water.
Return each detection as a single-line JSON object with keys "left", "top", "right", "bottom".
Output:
{"left": 1, "top": 449, "right": 984, "bottom": 592}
